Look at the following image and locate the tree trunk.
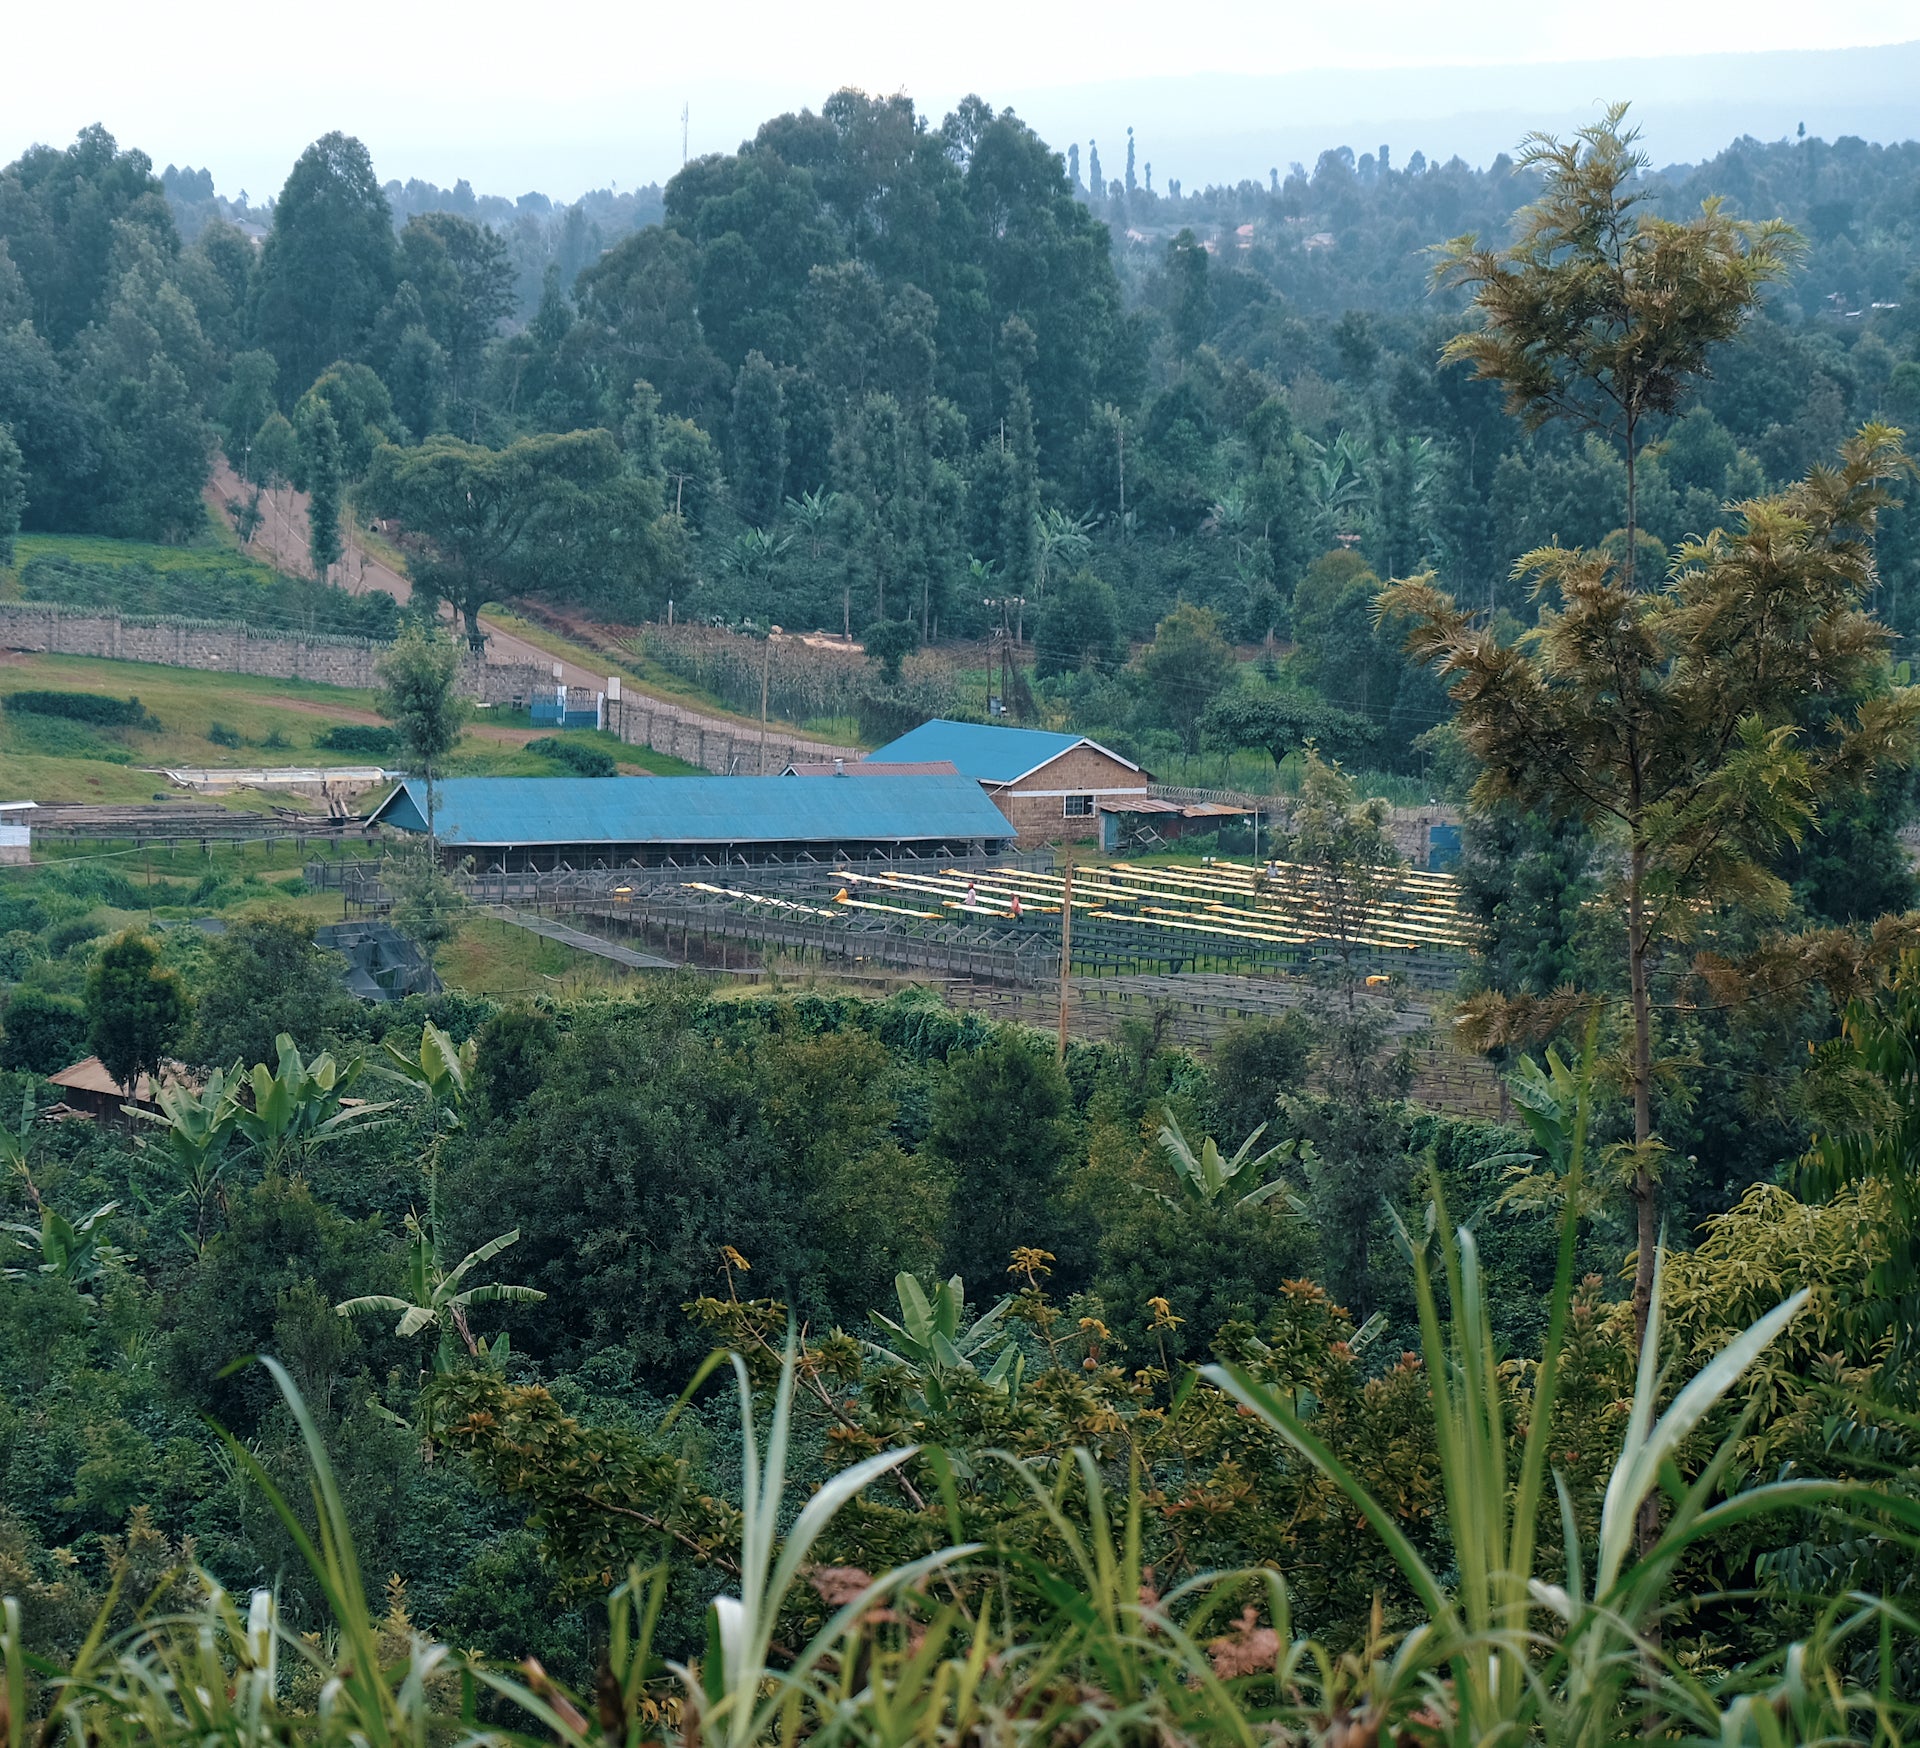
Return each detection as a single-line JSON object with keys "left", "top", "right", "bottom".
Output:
{"left": 1627, "top": 834, "right": 1662, "bottom": 1561}
{"left": 1622, "top": 413, "right": 1639, "bottom": 592}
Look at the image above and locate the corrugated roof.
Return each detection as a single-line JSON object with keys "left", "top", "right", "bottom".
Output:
{"left": 783, "top": 760, "right": 959, "bottom": 777}
{"left": 867, "top": 719, "right": 1143, "bottom": 784}
{"left": 47, "top": 1056, "right": 195, "bottom": 1102}
{"left": 368, "top": 774, "right": 1016, "bottom": 847}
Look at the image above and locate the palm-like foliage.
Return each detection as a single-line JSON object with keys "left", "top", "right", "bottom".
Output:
{"left": 1156, "top": 1112, "right": 1308, "bottom": 1212}
{"left": 784, "top": 487, "right": 838, "bottom": 558}
{"left": 2, "top": 1195, "right": 127, "bottom": 1293}
{"left": 1034, "top": 507, "right": 1094, "bottom": 593}
{"left": 378, "top": 1019, "right": 474, "bottom": 1133}
{"left": 233, "top": 1033, "right": 391, "bottom": 1170}
{"left": 718, "top": 528, "right": 793, "bottom": 584}
{"left": 132, "top": 1067, "right": 241, "bottom": 1247}
{"left": 335, "top": 1214, "right": 544, "bottom": 1370}
{"left": 865, "top": 1271, "right": 1021, "bottom": 1406}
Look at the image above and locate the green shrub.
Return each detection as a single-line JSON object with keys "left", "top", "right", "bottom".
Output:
{"left": 3, "top": 713, "right": 134, "bottom": 762}
{"left": 525, "top": 736, "right": 617, "bottom": 777}
{"left": 314, "top": 723, "right": 400, "bottom": 756}
{"left": 0, "top": 986, "right": 87, "bottom": 1072}
{"left": 207, "top": 722, "right": 242, "bottom": 748}
{"left": 3, "top": 689, "right": 158, "bottom": 730}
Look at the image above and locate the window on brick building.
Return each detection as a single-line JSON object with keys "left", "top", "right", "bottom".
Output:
{"left": 1064, "top": 794, "right": 1094, "bottom": 817}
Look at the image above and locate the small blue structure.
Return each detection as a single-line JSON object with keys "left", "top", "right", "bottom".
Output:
{"left": 367, "top": 774, "right": 1017, "bottom": 870}
{"left": 1427, "top": 822, "right": 1463, "bottom": 872}
{"left": 528, "top": 683, "right": 604, "bottom": 731}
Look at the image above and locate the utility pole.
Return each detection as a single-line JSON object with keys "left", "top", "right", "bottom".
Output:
{"left": 1056, "top": 850, "right": 1074, "bottom": 1063}
{"left": 682, "top": 104, "right": 690, "bottom": 166}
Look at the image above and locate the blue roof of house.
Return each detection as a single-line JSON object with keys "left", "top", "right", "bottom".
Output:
{"left": 866, "top": 719, "right": 1141, "bottom": 784}
{"left": 368, "top": 774, "right": 1015, "bottom": 847}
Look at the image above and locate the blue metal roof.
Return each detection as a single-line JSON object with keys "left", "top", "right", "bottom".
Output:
{"left": 866, "top": 719, "right": 1140, "bottom": 784}
{"left": 369, "top": 774, "right": 1015, "bottom": 847}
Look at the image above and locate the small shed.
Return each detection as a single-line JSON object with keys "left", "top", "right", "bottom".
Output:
{"left": 865, "top": 720, "right": 1151, "bottom": 845}
{"left": 0, "top": 801, "right": 34, "bottom": 866}
{"left": 45, "top": 1056, "right": 195, "bottom": 1121}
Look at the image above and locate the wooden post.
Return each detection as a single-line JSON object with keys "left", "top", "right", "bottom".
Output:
{"left": 1057, "top": 850, "right": 1073, "bottom": 1063}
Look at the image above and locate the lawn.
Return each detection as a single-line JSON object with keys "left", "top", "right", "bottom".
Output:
{"left": 436, "top": 909, "right": 647, "bottom": 999}
{"left": 0, "top": 652, "right": 702, "bottom": 805}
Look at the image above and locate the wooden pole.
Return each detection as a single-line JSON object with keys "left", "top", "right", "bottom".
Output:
{"left": 1057, "top": 850, "right": 1074, "bottom": 1063}
{"left": 759, "top": 632, "right": 772, "bottom": 773}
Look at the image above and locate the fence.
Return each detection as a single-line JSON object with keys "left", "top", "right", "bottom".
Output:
{"left": 603, "top": 694, "right": 858, "bottom": 775}
{"left": 0, "top": 599, "right": 547, "bottom": 706}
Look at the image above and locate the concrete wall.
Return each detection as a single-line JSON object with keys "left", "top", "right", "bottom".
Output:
{"left": 997, "top": 744, "right": 1150, "bottom": 845}
{"left": 0, "top": 602, "right": 544, "bottom": 706}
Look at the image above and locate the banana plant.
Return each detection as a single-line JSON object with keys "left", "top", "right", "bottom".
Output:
{"left": 3, "top": 1193, "right": 129, "bottom": 1297}
{"left": 232, "top": 1034, "right": 393, "bottom": 1171}
{"left": 1156, "top": 1113, "right": 1311, "bottom": 1213}
{"left": 0, "top": 1082, "right": 31, "bottom": 1175}
{"left": 335, "top": 1213, "right": 544, "bottom": 1373}
{"left": 866, "top": 1271, "right": 1023, "bottom": 1408}
{"left": 133, "top": 1066, "right": 241, "bottom": 1248}
{"left": 378, "top": 1020, "right": 476, "bottom": 1134}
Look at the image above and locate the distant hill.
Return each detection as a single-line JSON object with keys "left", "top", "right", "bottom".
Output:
{"left": 999, "top": 39, "right": 1920, "bottom": 192}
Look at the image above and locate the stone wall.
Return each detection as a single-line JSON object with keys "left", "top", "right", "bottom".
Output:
{"left": 0, "top": 601, "right": 544, "bottom": 706}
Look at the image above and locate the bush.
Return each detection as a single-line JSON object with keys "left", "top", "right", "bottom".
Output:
{"left": 525, "top": 737, "right": 617, "bottom": 777}
{"left": 0, "top": 988, "right": 88, "bottom": 1073}
{"left": 207, "top": 722, "right": 242, "bottom": 748}
{"left": 314, "top": 724, "right": 400, "bottom": 756}
{"left": 3, "top": 690, "right": 158, "bottom": 730}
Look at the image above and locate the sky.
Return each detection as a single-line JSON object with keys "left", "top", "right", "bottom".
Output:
{"left": 6, "top": 1, "right": 1920, "bottom": 202}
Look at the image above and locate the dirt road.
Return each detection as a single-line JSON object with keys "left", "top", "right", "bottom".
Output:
{"left": 205, "top": 462, "right": 612, "bottom": 692}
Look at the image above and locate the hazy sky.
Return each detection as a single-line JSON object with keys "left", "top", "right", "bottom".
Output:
{"left": 7, "top": 0, "right": 1919, "bottom": 200}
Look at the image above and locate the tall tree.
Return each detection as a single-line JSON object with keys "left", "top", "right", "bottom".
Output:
{"left": 1433, "top": 104, "right": 1799, "bottom": 585}
{"left": 297, "top": 397, "right": 343, "bottom": 580}
{"left": 0, "top": 420, "right": 22, "bottom": 565}
{"left": 85, "top": 931, "right": 186, "bottom": 1097}
{"left": 395, "top": 212, "right": 515, "bottom": 398}
{"left": 251, "top": 133, "right": 396, "bottom": 394}
{"left": 365, "top": 429, "right": 668, "bottom": 638}
{"left": 1381, "top": 429, "right": 1920, "bottom": 1352}
{"left": 729, "top": 350, "right": 787, "bottom": 527}
{"left": 0, "top": 125, "right": 175, "bottom": 347}
{"left": 1135, "top": 603, "right": 1234, "bottom": 751}
{"left": 375, "top": 622, "right": 465, "bottom": 851}
{"left": 927, "top": 1033, "right": 1074, "bottom": 1288}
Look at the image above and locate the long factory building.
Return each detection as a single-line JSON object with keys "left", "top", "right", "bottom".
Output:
{"left": 368, "top": 772, "right": 1018, "bottom": 870}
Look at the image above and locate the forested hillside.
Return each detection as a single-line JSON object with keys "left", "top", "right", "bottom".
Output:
{"left": 6, "top": 100, "right": 1919, "bottom": 767}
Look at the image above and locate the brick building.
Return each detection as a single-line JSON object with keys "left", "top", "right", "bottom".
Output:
{"left": 865, "top": 720, "right": 1150, "bottom": 845}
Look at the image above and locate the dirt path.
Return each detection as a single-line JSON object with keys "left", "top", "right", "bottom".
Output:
{"left": 206, "top": 463, "right": 607, "bottom": 690}
{"left": 202, "top": 461, "right": 839, "bottom": 752}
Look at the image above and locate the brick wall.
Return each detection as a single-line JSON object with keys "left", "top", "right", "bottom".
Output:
{"left": 997, "top": 744, "right": 1149, "bottom": 845}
